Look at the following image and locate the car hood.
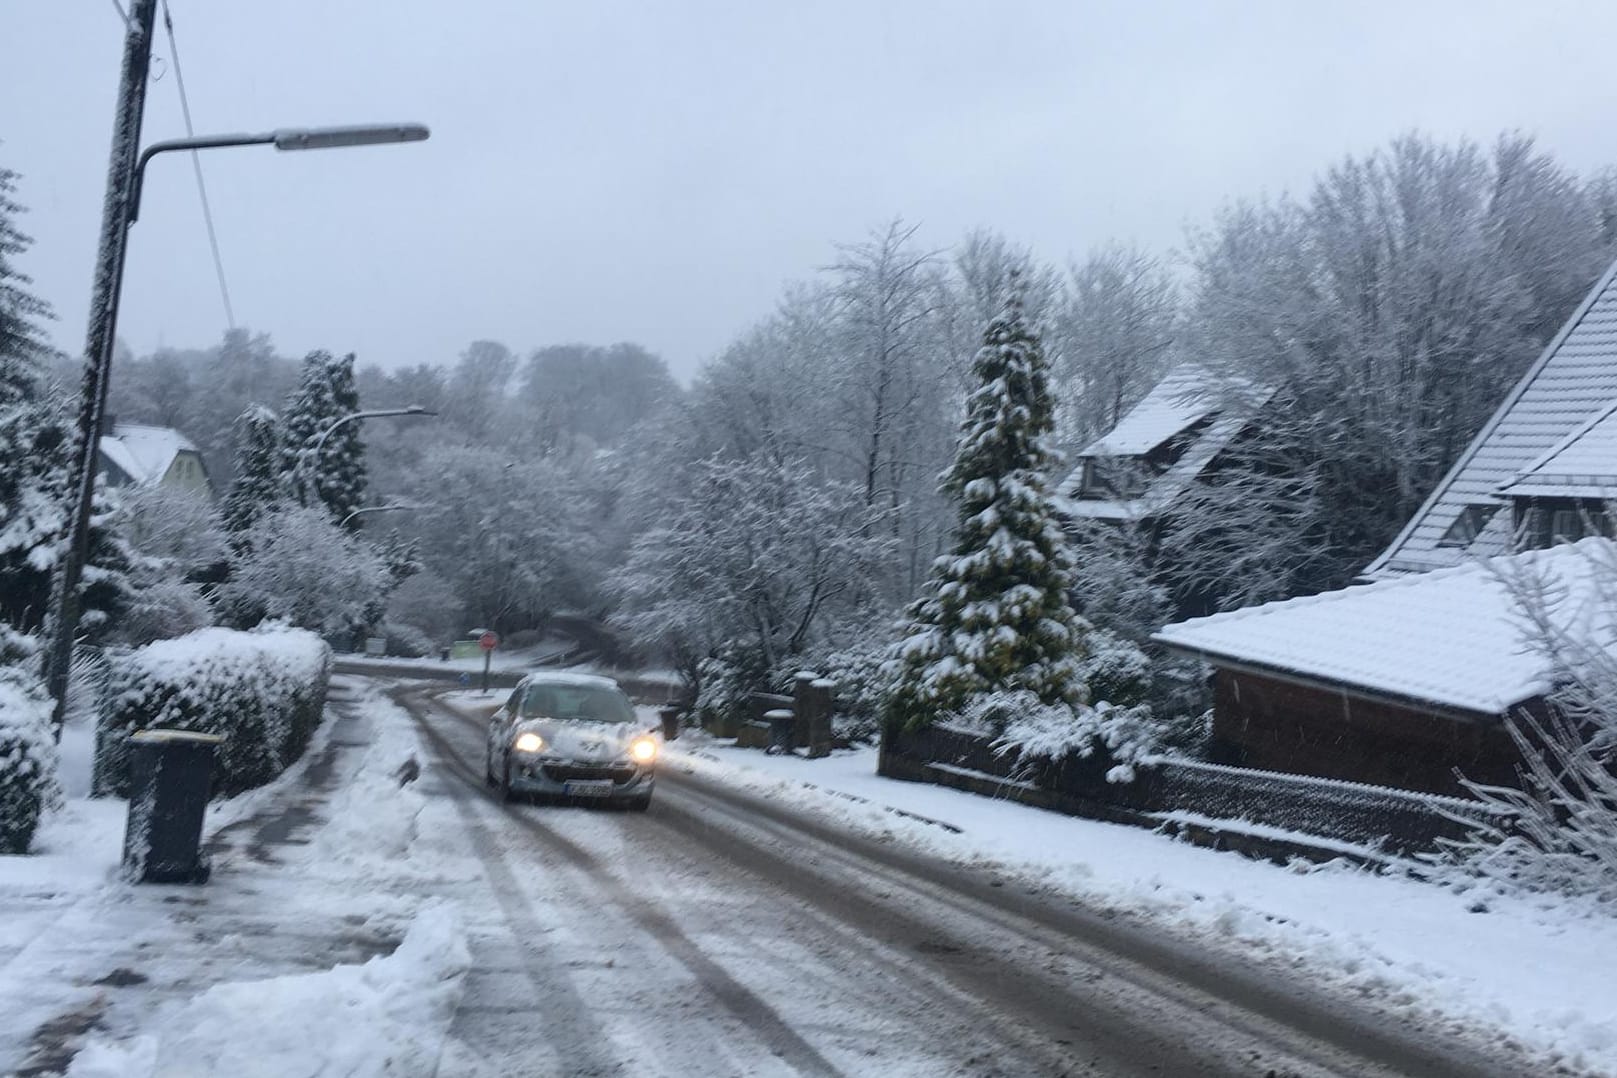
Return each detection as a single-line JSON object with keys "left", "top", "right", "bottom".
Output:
{"left": 513, "top": 719, "right": 650, "bottom": 762}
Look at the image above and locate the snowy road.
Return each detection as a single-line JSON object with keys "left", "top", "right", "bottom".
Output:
{"left": 393, "top": 681, "right": 1516, "bottom": 1078}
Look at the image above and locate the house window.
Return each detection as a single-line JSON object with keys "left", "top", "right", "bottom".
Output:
{"left": 1437, "top": 504, "right": 1499, "bottom": 548}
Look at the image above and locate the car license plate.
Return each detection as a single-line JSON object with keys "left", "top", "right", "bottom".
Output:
{"left": 565, "top": 780, "right": 615, "bottom": 798}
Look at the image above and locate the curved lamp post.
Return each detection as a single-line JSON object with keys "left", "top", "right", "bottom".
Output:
{"left": 297, "top": 406, "right": 437, "bottom": 511}
{"left": 43, "top": 115, "right": 431, "bottom": 731}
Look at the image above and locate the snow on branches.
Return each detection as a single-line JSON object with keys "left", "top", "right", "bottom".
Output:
{"left": 885, "top": 279, "right": 1091, "bottom": 733}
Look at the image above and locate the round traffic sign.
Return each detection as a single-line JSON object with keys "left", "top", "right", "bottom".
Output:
{"left": 478, "top": 631, "right": 498, "bottom": 651}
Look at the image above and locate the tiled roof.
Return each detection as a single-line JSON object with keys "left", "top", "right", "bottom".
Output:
{"left": 1498, "top": 398, "right": 1617, "bottom": 497}
{"left": 1155, "top": 538, "right": 1617, "bottom": 715}
{"left": 1075, "top": 364, "right": 1218, "bottom": 458}
{"left": 1365, "top": 257, "right": 1617, "bottom": 577}
{"left": 1056, "top": 365, "right": 1268, "bottom": 520}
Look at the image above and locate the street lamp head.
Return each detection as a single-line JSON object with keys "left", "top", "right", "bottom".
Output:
{"left": 401, "top": 405, "right": 436, "bottom": 416}
{"left": 272, "top": 123, "right": 430, "bottom": 152}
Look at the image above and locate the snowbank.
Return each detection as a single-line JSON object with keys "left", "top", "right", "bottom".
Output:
{"left": 67, "top": 904, "right": 470, "bottom": 1078}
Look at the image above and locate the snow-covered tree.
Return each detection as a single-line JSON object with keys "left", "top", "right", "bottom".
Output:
{"left": 215, "top": 506, "right": 389, "bottom": 641}
{"left": 1167, "top": 132, "right": 1614, "bottom": 604}
{"left": 110, "top": 484, "right": 224, "bottom": 646}
{"left": 610, "top": 456, "right": 894, "bottom": 694}
{"left": 0, "top": 623, "right": 58, "bottom": 853}
{"left": 885, "top": 281, "right": 1089, "bottom": 731}
{"left": 279, "top": 350, "right": 366, "bottom": 528}
{"left": 0, "top": 166, "right": 130, "bottom": 641}
{"left": 221, "top": 404, "right": 283, "bottom": 537}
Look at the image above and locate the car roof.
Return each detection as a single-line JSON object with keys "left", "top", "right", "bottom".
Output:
{"left": 518, "top": 671, "right": 624, "bottom": 692}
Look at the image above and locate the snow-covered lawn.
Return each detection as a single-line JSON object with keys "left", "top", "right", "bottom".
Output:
{"left": 670, "top": 736, "right": 1617, "bottom": 1077}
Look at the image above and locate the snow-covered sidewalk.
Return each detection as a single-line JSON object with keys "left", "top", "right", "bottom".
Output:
{"left": 0, "top": 677, "right": 472, "bottom": 1078}
{"left": 669, "top": 736, "right": 1617, "bottom": 1077}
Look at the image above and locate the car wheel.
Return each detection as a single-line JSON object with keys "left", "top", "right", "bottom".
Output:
{"left": 484, "top": 755, "right": 496, "bottom": 787}
{"left": 498, "top": 761, "right": 517, "bottom": 804}
{"left": 626, "top": 794, "right": 652, "bottom": 813}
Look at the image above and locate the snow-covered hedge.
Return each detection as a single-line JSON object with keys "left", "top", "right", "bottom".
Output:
{"left": 97, "top": 626, "right": 331, "bottom": 798}
{"left": 0, "top": 649, "right": 60, "bottom": 854}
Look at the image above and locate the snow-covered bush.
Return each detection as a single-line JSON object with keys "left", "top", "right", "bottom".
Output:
{"left": 110, "top": 576, "right": 215, "bottom": 647}
{"left": 1078, "top": 628, "right": 1152, "bottom": 707}
{"left": 97, "top": 625, "right": 330, "bottom": 798}
{"left": 215, "top": 506, "right": 389, "bottom": 642}
{"left": 801, "top": 628, "right": 896, "bottom": 741}
{"left": 970, "top": 689, "right": 1156, "bottom": 785}
{"left": 0, "top": 628, "right": 60, "bottom": 853}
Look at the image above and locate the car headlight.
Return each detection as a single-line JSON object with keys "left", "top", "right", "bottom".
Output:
{"left": 629, "top": 737, "right": 658, "bottom": 763}
{"left": 513, "top": 732, "right": 544, "bottom": 754}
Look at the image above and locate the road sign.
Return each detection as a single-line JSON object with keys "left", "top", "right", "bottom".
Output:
{"left": 479, "top": 631, "right": 498, "bottom": 652}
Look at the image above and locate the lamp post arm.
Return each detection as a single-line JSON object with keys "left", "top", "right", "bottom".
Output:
{"left": 129, "top": 133, "right": 277, "bottom": 223}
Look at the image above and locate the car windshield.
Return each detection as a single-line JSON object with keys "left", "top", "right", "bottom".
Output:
{"left": 519, "top": 683, "right": 634, "bottom": 724}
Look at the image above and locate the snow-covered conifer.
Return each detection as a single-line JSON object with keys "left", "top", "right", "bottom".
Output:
{"left": 222, "top": 404, "right": 283, "bottom": 537}
{"left": 278, "top": 351, "right": 367, "bottom": 527}
{"left": 885, "top": 277, "right": 1088, "bottom": 730}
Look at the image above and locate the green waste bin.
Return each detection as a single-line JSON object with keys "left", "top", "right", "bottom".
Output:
{"left": 121, "top": 730, "right": 224, "bottom": 884}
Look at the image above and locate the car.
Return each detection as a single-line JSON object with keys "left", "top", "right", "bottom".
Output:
{"left": 485, "top": 671, "right": 659, "bottom": 810}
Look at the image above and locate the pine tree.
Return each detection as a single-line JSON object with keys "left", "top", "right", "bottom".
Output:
{"left": 0, "top": 164, "right": 130, "bottom": 641}
{"left": 221, "top": 404, "right": 283, "bottom": 537}
{"left": 885, "top": 278, "right": 1088, "bottom": 730}
{"left": 0, "top": 165, "right": 54, "bottom": 369}
{"left": 279, "top": 351, "right": 367, "bottom": 527}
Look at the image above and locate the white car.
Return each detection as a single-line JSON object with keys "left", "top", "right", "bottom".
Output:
{"left": 485, "top": 672, "right": 659, "bottom": 810}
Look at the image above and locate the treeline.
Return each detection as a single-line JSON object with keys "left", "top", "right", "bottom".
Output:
{"left": 65, "top": 131, "right": 1617, "bottom": 727}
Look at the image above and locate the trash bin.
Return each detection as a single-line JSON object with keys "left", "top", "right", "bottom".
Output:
{"left": 121, "top": 730, "right": 224, "bottom": 884}
{"left": 657, "top": 705, "right": 681, "bottom": 741}
{"left": 764, "top": 708, "right": 795, "bottom": 755}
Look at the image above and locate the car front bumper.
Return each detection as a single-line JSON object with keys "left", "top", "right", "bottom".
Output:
{"left": 507, "top": 755, "right": 655, "bottom": 800}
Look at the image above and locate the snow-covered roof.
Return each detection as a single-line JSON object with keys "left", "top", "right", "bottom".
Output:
{"left": 1076, "top": 365, "right": 1219, "bottom": 458}
{"left": 1366, "top": 257, "right": 1617, "bottom": 577}
{"left": 1498, "top": 397, "right": 1617, "bottom": 498}
{"left": 1056, "top": 365, "right": 1270, "bottom": 520}
{"left": 97, "top": 423, "right": 201, "bottom": 486}
{"left": 1155, "top": 538, "right": 1617, "bottom": 715}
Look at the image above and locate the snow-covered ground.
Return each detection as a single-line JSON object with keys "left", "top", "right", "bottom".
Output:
{"left": 668, "top": 736, "right": 1617, "bottom": 1077}
{"left": 0, "top": 678, "right": 474, "bottom": 1077}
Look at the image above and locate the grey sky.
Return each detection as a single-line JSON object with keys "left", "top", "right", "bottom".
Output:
{"left": 6, "top": 1, "right": 1617, "bottom": 380}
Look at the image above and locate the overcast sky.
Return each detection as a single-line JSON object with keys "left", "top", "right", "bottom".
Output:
{"left": 6, "top": 1, "right": 1617, "bottom": 380}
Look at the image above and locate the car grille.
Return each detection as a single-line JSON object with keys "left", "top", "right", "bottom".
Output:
{"left": 541, "top": 763, "right": 636, "bottom": 785}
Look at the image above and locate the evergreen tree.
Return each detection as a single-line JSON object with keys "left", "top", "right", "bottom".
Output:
{"left": 0, "top": 164, "right": 54, "bottom": 369}
{"left": 222, "top": 404, "right": 283, "bottom": 537}
{"left": 278, "top": 351, "right": 367, "bottom": 527}
{"left": 885, "top": 279, "right": 1087, "bottom": 730}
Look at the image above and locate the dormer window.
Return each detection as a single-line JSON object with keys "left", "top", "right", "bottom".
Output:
{"left": 1436, "top": 504, "right": 1499, "bottom": 548}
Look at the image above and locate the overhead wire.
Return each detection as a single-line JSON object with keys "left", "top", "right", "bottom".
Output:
{"left": 160, "top": 0, "right": 237, "bottom": 330}
{"left": 109, "top": 0, "right": 132, "bottom": 29}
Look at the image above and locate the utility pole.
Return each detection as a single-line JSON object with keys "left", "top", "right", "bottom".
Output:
{"left": 43, "top": 0, "right": 160, "bottom": 733}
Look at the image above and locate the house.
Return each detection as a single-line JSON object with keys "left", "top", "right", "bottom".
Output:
{"left": 1153, "top": 256, "right": 1617, "bottom": 794}
{"left": 97, "top": 421, "right": 213, "bottom": 497}
{"left": 1364, "top": 258, "right": 1617, "bottom": 579}
{"left": 1153, "top": 539, "right": 1614, "bottom": 796}
{"left": 1054, "top": 364, "right": 1271, "bottom": 619}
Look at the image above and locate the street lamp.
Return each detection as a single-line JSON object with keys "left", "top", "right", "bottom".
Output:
{"left": 129, "top": 124, "right": 430, "bottom": 222}
{"left": 297, "top": 406, "right": 437, "bottom": 511}
{"left": 42, "top": 100, "right": 431, "bottom": 731}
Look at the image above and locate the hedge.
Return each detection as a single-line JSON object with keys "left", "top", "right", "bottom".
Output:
{"left": 96, "top": 626, "right": 331, "bottom": 798}
{"left": 0, "top": 666, "right": 59, "bottom": 854}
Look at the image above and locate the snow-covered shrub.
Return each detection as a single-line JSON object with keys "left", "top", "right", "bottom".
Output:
{"left": 693, "top": 646, "right": 768, "bottom": 733}
{"left": 972, "top": 689, "right": 1156, "bottom": 784}
{"left": 0, "top": 629, "right": 60, "bottom": 853}
{"left": 802, "top": 635, "right": 895, "bottom": 742}
{"left": 215, "top": 506, "right": 389, "bottom": 642}
{"left": 97, "top": 625, "right": 330, "bottom": 798}
{"left": 110, "top": 576, "right": 215, "bottom": 647}
{"left": 1079, "top": 628, "right": 1151, "bottom": 707}
{"left": 379, "top": 621, "right": 435, "bottom": 659}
